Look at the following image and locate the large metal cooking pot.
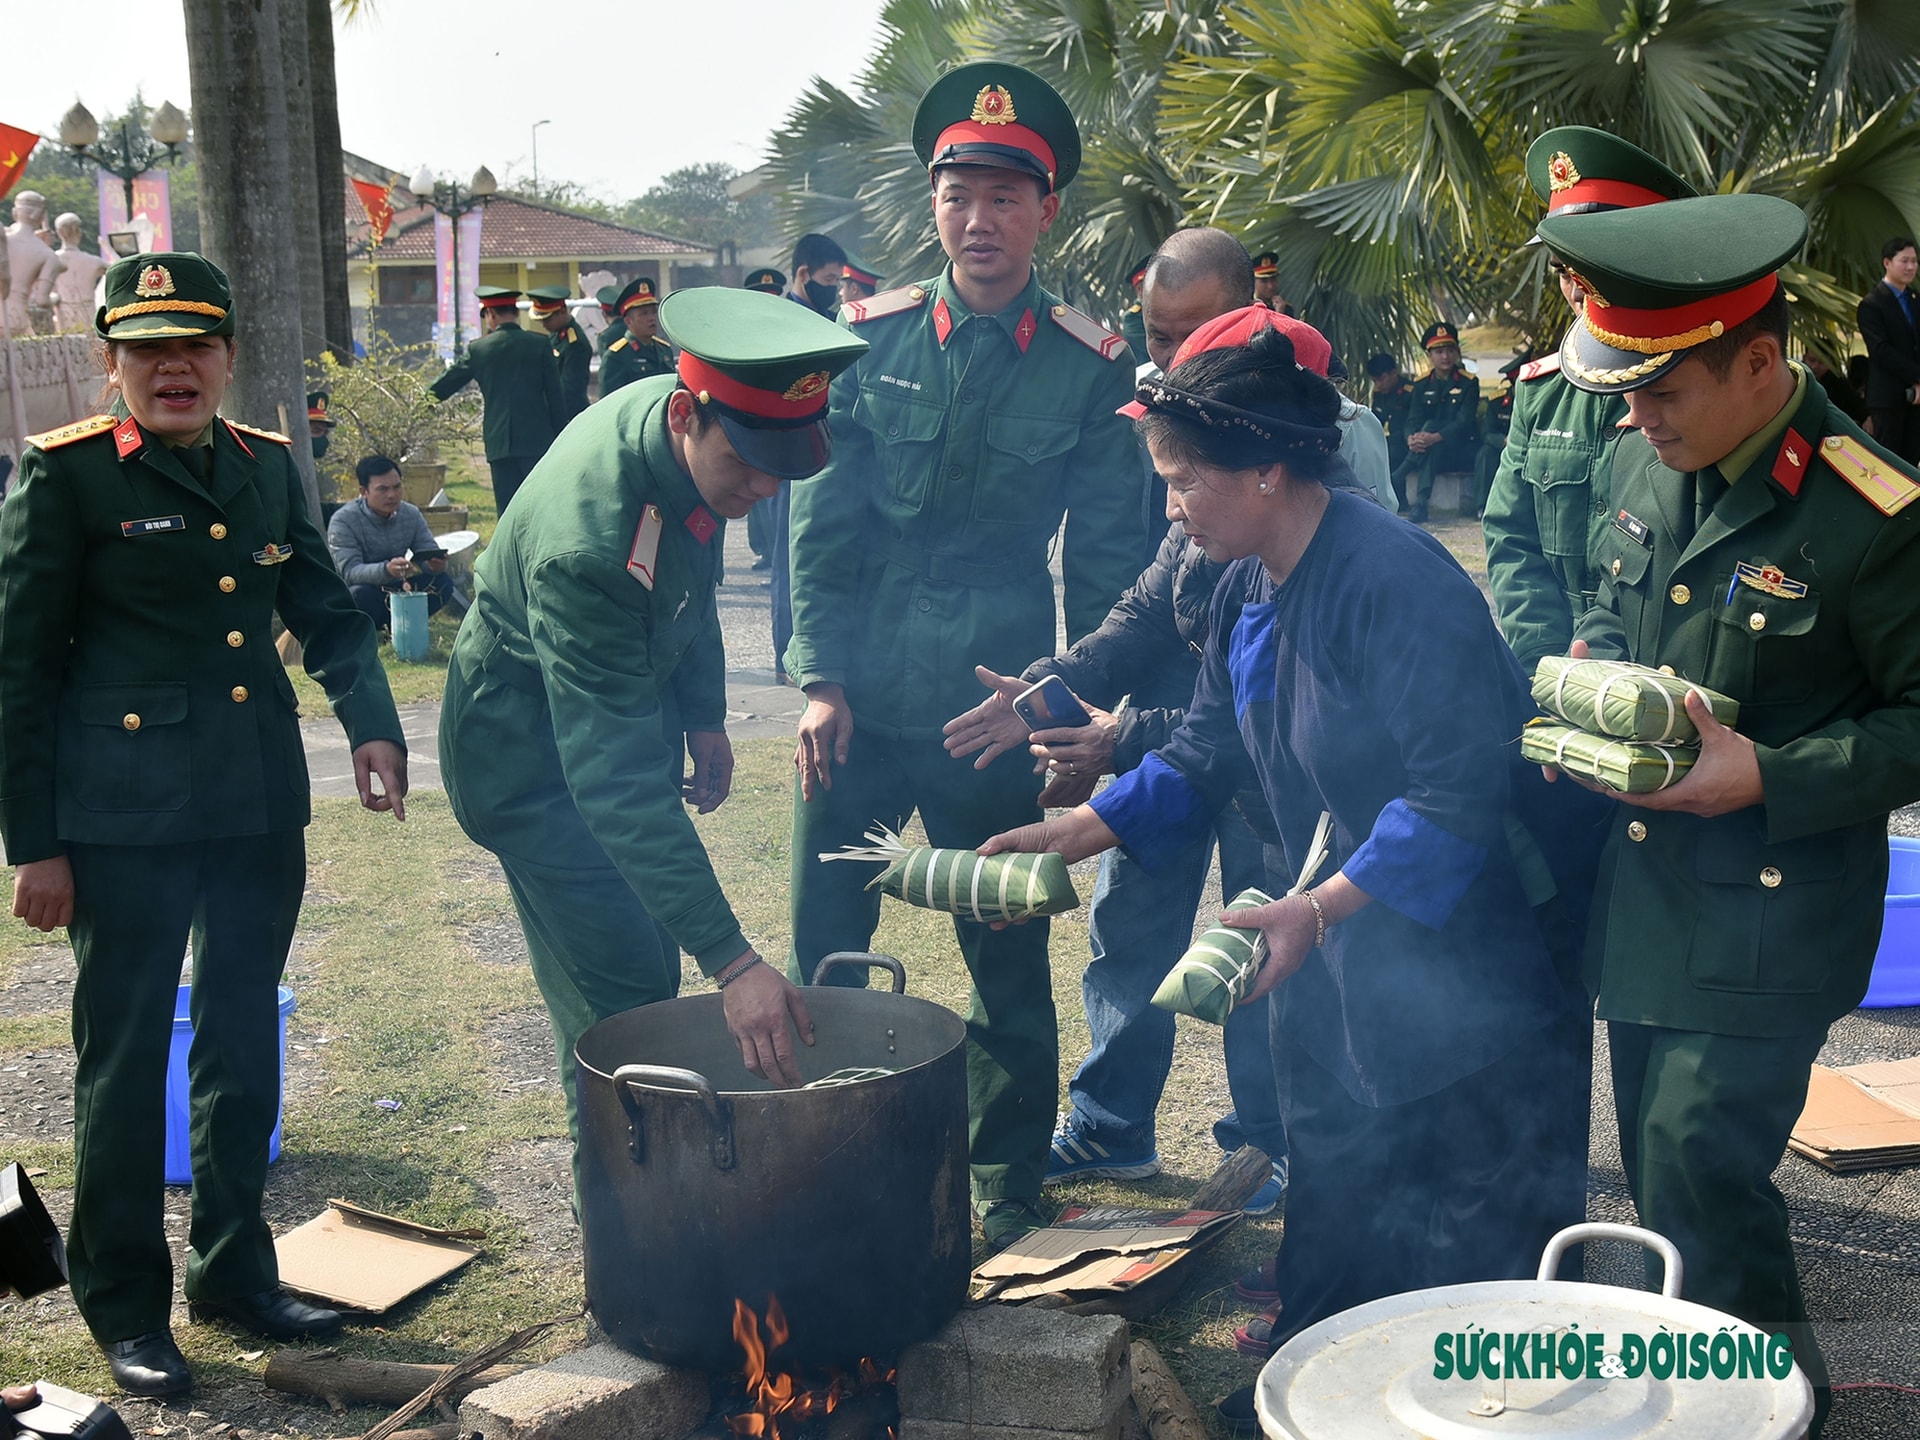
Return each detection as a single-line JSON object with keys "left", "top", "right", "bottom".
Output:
{"left": 1256, "top": 1224, "right": 1814, "bottom": 1439}
{"left": 574, "top": 953, "right": 971, "bottom": 1371}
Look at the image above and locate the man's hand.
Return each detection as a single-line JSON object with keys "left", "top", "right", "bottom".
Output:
{"left": 721, "top": 956, "right": 815, "bottom": 1087}
{"left": 1612, "top": 688, "right": 1764, "bottom": 816}
{"left": 684, "top": 730, "right": 735, "bottom": 814}
{"left": 353, "top": 739, "right": 409, "bottom": 820}
{"left": 1408, "top": 430, "right": 1442, "bottom": 454}
{"left": 426, "top": 555, "right": 448, "bottom": 573}
{"left": 3, "top": 1383, "right": 38, "bottom": 1412}
{"left": 11, "top": 856, "right": 73, "bottom": 932}
{"left": 795, "top": 682, "right": 853, "bottom": 801}
{"left": 1218, "top": 893, "right": 1319, "bottom": 1004}
{"left": 385, "top": 556, "right": 411, "bottom": 580}
{"left": 1028, "top": 704, "right": 1119, "bottom": 781}
{"left": 1037, "top": 768, "right": 1099, "bottom": 809}
{"left": 978, "top": 805, "right": 1120, "bottom": 867}
{"left": 942, "top": 666, "right": 1035, "bottom": 769}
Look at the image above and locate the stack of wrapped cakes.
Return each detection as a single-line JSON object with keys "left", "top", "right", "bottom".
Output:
{"left": 1520, "top": 656, "right": 1739, "bottom": 793}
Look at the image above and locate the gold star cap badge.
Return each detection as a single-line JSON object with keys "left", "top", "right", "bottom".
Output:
{"left": 1546, "top": 152, "right": 1581, "bottom": 193}
{"left": 135, "top": 264, "right": 176, "bottom": 298}
{"left": 971, "top": 85, "right": 1016, "bottom": 126}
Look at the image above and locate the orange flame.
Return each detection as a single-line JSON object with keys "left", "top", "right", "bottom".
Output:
{"left": 727, "top": 1296, "right": 897, "bottom": 1440}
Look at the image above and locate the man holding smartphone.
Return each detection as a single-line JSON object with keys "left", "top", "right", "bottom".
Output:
{"left": 784, "top": 62, "right": 1144, "bottom": 1250}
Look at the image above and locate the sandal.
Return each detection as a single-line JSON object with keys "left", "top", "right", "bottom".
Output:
{"left": 1233, "top": 1299, "right": 1283, "bottom": 1357}
{"left": 1233, "top": 1256, "right": 1280, "bottom": 1305}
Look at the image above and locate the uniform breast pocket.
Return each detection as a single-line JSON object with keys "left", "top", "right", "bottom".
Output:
{"left": 1705, "top": 581, "right": 1821, "bottom": 703}
{"left": 974, "top": 412, "right": 1080, "bottom": 525}
{"left": 1597, "top": 532, "right": 1653, "bottom": 635}
{"left": 1523, "top": 436, "right": 1600, "bottom": 560}
{"left": 1687, "top": 827, "right": 1843, "bottom": 994}
{"left": 71, "top": 682, "right": 192, "bottom": 813}
{"left": 852, "top": 386, "right": 947, "bottom": 518}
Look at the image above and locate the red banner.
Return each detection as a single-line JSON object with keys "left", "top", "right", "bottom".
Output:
{"left": 352, "top": 177, "right": 396, "bottom": 245}
{"left": 0, "top": 122, "right": 39, "bottom": 202}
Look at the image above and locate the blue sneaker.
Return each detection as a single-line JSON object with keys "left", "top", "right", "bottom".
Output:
{"left": 1241, "top": 1156, "right": 1289, "bottom": 1216}
{"left": 1044, "top": 1113, "right": 1161, "bottom": 1184}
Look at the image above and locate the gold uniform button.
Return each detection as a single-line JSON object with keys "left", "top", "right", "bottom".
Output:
{"left": 1611, "top": 558, "right": 1622, "bottom": 578}
{"left": 1627, "top": 820, "right": 1647, "bottom": 842}
{"left": 226, "top": 631, "right": 244, "bottom": 648}
{"left": 218, "top": 575, "right": 236, "bottom": 593}
{"left": 209, "top": 523, "right": 228, "bottom": 539}
{"left": 1658, "top": 665, "right": 1677, "bottom": 676}
{"left": 231, "top": 685, "right": 249, "bottom": 703}
{"left": 1749, "top": 611, "right": 1767, "bottom": 632}
{"left": 122, "top": 713, "right": 141, "bottom": 732}
{"left": 1760, "top": 866, "right": 1783, "bottom": 888}
{"left": 1669, "top": 584, "right": 1691, "bottom": 605}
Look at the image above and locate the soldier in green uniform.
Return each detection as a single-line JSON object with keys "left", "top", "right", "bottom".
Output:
{"left": 439, "top": 288, "right": 866, "bottom": 1177}
{"left": 785, "top": 61, "right": 1144, "bottom": 1249}
{"left": 528, "top": 285, "right": 591, "bottom": 424}
{"left": 744, "top": 266, "right": 787, "bottom": 296}
{"left": 743, "top": 271, "right": 791, "bottom": 567}
{"left": 1393, "top": 321, "right": 1480, "bottom": 522}
{"left": 599, "top": 277, "right": 676, "bottom": 397}
{"left": 593, "top": 284, "right": 625, "bottom": 363}
{"left": 1365, "top": 353, "right": 1411, "bottom": 505}
{"left": 1251, "top": 251, "right": 1291, "bottom": 314}
{"left": 839, "top": 258, "right": 883, "bottom": 308}
{"left": 1545, "top": 192, "right": 1920, "bottom": 1436}
{"left": 1469, "top": 353, "right": 1525, "bottom": 518}
{"left": 0, "top": 254, "right": 407, "bottom": 1396}
{"left": 1483, "top": 128, "right": 1696, "bottom": 670}
{"left": 1118, "top": 253, "right": 1150, "bottom": 357}
{"left": 428, "top": 287, "right": 562, "bottom": 514}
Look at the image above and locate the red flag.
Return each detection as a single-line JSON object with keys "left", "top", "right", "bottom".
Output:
{"left": 0, "top": 122, "right": 40, "bottom": 202}
{"left": 352, "top": 177, "right": 396, "bottom": 245}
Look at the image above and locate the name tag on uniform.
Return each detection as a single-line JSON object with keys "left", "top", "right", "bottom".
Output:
{"left": 1613, "top": 509, "right": 1652, "bottom": 547}
{"left": 627, "top": 505, "right": 663, "bottom": 590}
{"left": 121, "top": 515, "right": 185, "bottom": 537}
{"left": 253, "top": 542, "right": 293, "bottom": 565}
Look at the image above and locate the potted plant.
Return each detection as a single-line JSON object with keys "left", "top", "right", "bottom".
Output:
{"left": 309, "top": 335, "right": 481, "bottom": 504}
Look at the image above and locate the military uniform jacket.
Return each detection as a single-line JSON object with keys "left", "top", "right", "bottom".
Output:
{"left": 1484, "top": 357, "right": 1631, "bottom": 668}
{"left": 441, "top": 376, "right": 746, "bottom": 975}
{"left": 1577, "top": 378, "right": 1920, "bottom": 1034}
{"left": 1371, "top": 383, "right": 1411, "bottom": 469}
{"left": 786, "top": 267, "right": 1144, "bottom": 739}
{"left": 429, "top": 321, "right": 563, "bottom": 461}
{"left": 599, "top": 332, "right": 675, "bottom": 397}
{"left": 0, "top": 409, "right": 403, "bottom": 864}
{"left": 1402, "top": 368, "right": 1481, "bottom": 459}
{"left": 551, "top": 319, "right": 592, "bottom": 423}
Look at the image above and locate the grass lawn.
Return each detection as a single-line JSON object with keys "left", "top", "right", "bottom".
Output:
{"left": 0, "top": 737, "right": 1274, "bottom": 1436}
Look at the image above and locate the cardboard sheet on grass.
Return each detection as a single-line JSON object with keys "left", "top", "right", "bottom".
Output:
{"left": 973, "top": 1205, "right": 1238, "bottom": 1303}
{"left": 274, "top": 1199, "right": 482, "bottom": 1311}
{"left": 1790, "top": 1058, "right": 1920, "bottom": 1173}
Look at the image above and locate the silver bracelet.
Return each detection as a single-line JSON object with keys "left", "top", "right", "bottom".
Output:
{"left": 716, "top": 954, "right": 763, "bottom": 988}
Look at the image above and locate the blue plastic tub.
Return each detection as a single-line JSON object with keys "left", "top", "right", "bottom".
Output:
{"left": 1864, "top": 837, "right": 1920, "bottom": 1008}
{"left": 389, "top": 590, "right": 431, "bottom": 662}
{"left": 164, "top": 983, "right": 296, "bottom": 1186}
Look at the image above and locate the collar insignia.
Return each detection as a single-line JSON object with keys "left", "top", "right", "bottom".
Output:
{"left": 113, "top": 417, "right": 143, "bottom": 458}
{"left": 1014, "top": 307, "right": 1037, "bottom": 355}
{"left": 684, "top": 506, "right": 718, "bottom": 545}
{"left": 933, "top": 296, "right": 954, "bottom": 347}
{"left": 135, "top": 264, "right": 176, "bottom": 298}
{"left": 971, "top": 85, "right": 1016, "bottom": 126}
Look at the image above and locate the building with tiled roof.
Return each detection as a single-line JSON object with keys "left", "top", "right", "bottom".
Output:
{"left": 343, "top": 153, "right": 722, "bottom": 347}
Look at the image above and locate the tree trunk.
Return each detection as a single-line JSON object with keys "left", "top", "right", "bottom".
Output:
{"left": 308, "top": 0, "right": 354, "bottom": 361}
{"left": 182, "top": 0, "right": 322, "bottom": 522}
{"left": 278, "top": 0, "right": 327, "bottom": 367}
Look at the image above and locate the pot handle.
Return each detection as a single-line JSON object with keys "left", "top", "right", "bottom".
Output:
{"left": 612, "top": 1064, "right": 737, "bottom": 1173}
{"left": 1537, "top": 1222, "right": 1683, "bottom": 1298}
{"left": 811, "top": 951, "right": 907, "bottom": 993}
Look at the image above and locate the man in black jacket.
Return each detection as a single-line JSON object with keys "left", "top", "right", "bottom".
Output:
{"left": 1858, "top": 236, "right": 1920, "bottom": 461}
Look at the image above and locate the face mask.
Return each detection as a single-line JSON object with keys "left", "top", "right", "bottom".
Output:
{"left": 805, "top": 279, "right": 840, "bottom": 315}
{"left": 311, "top": 434, "right": 330, "bottom": 460}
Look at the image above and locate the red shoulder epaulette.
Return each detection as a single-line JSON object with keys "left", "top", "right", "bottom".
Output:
{"left": 1518, "top": 354, "right": 1562, "bottom": 382}
{"left": 27, "top": 415, "right": 115, "bottom": 450}
{"left": 841, "top": 284, "right": 930, "bottom": 325}
{"left": 1048, "top": 302, "right": 1128, "bottom": 361}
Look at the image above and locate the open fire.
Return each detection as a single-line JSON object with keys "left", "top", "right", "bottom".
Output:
{"left": 724, "top": 1296, "right": 898, "bottom": 1440}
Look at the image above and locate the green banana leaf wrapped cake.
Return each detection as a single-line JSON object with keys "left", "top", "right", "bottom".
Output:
{"left": 1532, "top": 655, "right": 1739, "bottom": 743}
{"left": 1151, "top": 886, "right": 1275, "bottom": 1026}
{"left": 1520, "top": 718, "right": 1697, "bottom": 793}
{"left": 820, "top": 825, "right": 1079, "bottom": 923}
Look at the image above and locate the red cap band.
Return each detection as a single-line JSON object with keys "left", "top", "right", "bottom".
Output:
{"left": 1581, "top": 273, "right": 1779, "bottom": 355}
{"left": 678, "top": 351, "right": 831, "bottom": 423}
{"left": 932, "top": 120, "right": 1058, "bottom": 188}
{"left": 1547, "top": 176, "right": 1673, "bottom": 216}
{"left": 479, "top": 295, "right": 519, "bottom": 310}
{"left": 529, "top": 299, "right": 565, "bottom": 316}
{"left": 622, "top": 293, "right": 658, "bottom": 314}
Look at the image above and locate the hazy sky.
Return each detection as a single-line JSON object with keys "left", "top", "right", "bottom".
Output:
{"left": 8, "top": 0, "right": 891, "bottom": 199}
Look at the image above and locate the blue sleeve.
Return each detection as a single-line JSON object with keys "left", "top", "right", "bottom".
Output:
{"left": 1089, "top": 753, "right": 1212, "bottom": 872}
{"left": 1342, "top": 797, "right": 1488, "bottom": 929}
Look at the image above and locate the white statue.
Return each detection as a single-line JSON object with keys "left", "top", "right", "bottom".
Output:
{"left": 4, "top": 192, "right": 65, "bottom": 336}
{"left": 52, "top": 214, "right": 107, "bottom": 332}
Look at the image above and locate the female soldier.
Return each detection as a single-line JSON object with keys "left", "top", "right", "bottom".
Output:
{"left": 983, "top": 306, "right": 1596, "bottom": 1410}
{"left": 0, "top": 253, "right": 407, "bottom": 1396}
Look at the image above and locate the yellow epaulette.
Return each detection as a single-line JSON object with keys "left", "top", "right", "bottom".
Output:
{"left": 841, "top": 284, "right": 929, "bottom": 325}
{"left": 1818, "top": 432, "right": 1920, "bottom": 516}
{"left": 1048, "top": 301, "right": 1128, "bottom": 361}
{"left": 228, "top": 421, "right": 291, "bottom": 445}
{"left": 27, "top": 415, "right": 115, "bottom": 450}
{"left": 608, "top": 336, "right": 630, "bottom": 352}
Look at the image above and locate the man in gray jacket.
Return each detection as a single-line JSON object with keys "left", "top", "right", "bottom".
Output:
{"left": 326, "top": 455, "right": 458, "bottom": 628}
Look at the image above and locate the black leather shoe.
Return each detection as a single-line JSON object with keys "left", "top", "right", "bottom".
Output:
{"left": 188, "top": 1289, "right": 343, "bottom": 1341}
{"left": 102, "top": 1330, "right": 192, "bottom": 1397}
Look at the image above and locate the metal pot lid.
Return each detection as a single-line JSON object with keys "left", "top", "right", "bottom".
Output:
{"left": 1257, "top": 1227, "right": 1813, "bottom": 1440}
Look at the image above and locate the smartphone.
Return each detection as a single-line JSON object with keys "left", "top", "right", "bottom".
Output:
{"left": 1013, "top": 675, "right": 1092, "bottom": 731}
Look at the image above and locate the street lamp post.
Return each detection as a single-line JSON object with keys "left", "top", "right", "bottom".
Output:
{"left": 410, "top": 163, "right": 497, "bottom": 354}
{"left": 531, "top": 120, "right": 550, "bottom": 191}
{"left": 59, "top": 100, "right": 189, "bottom": 223}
